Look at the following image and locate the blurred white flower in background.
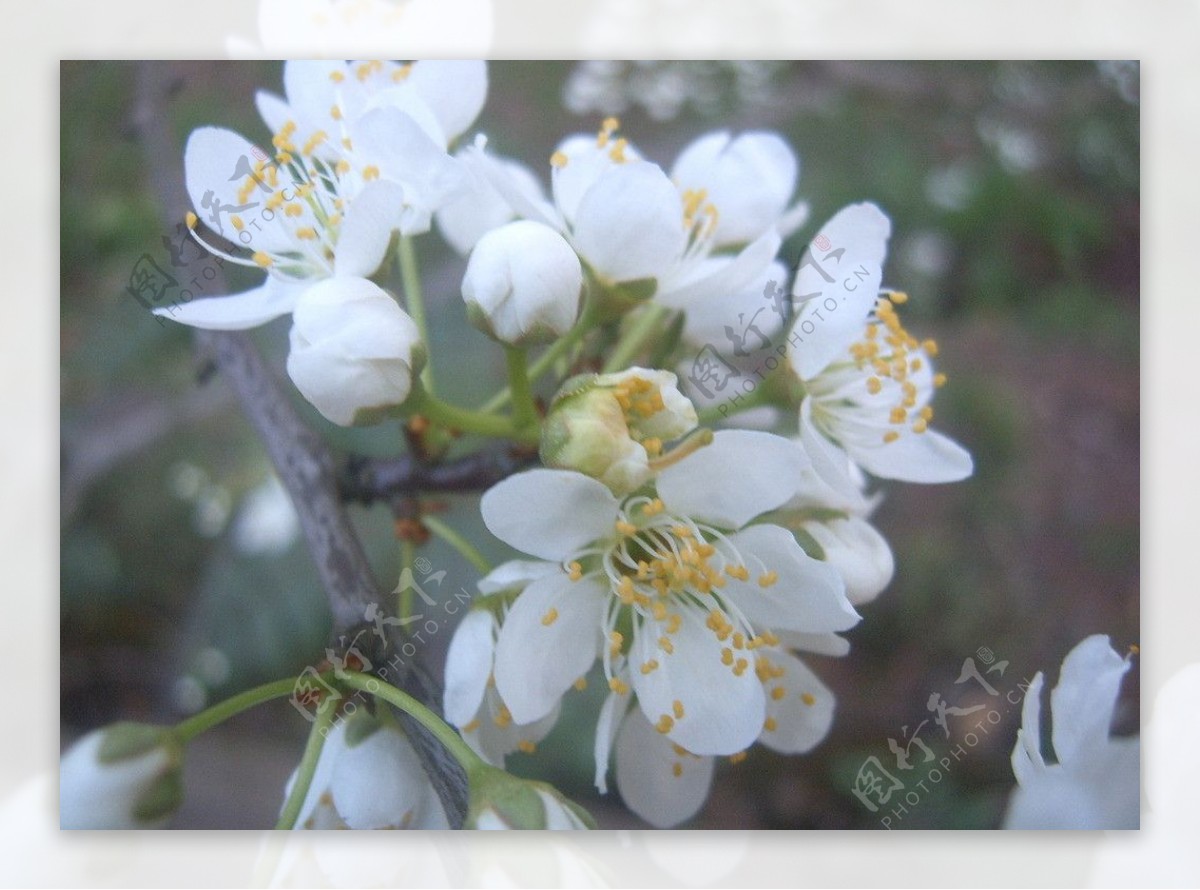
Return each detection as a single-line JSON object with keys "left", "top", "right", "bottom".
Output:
{"left": 227, "top": 0, "right": 493, "bottom": 58}
{"left": 231, "top": 475, "right": 300, "bottom": 555}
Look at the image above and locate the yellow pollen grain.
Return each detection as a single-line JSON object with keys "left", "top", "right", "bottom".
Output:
{"left": 890, "top": 407, "right": 907, "bottom": 425}
{"left": 867, "top": 376, "right": 883, "bottom": 395}
{"left": 330, "top": 104, "right": 343, "bottom": 120}
{"left": 608, "top": 677, "right": 630, "bottom": 695}
{"left": 285, "top": 203, "right": 304, "bottom": 217}
{"left": 602, "top": 115, "right": 621, "bottom": 132}
{"left": 462, "top": 718, "right": 480, "bottom": 733}
{"left": 616, "top": 520, "right": 638, "bottom": 536}
{"left": 732, "top": 632, "right": 746, "bottom": 650}
{"left": 567, "top": 561, "right": 583, "bottom": 581}
{"left": 890, "top": 291, "right": 909, "bottom": 304}
{"left": 725, "top": 564, "right": 749, "bottom": 581}
{"left": 642, "top": 498, "right": 665, "bottom": 516}
{"left": 573, "top": 676, "right": 588, "bottom": 691}
{"left": 230, "top": 215, "right": 244, "bottom": 231}
{"left": 550, "top": 150, "right": 568, "bottom": 168}
{"left": 672, "top": 700, "right": 685, "bottom": 719}
{"left": 655, "top": 715, "right": 675, "bottom": 734}
{"left": 334, "top": 159, "right": 351, "bottom": 175}
{"left": 276, "top": 151, "right": 294, "bottom": 165}
{"left": 617, "top": 576, "right": 635, "bottom": 604}
{"left": 910, "top": 357, "right": 923, "bottom": 372}
{"left": 608, "top": 138, "right": 629, "bottom": 163}
{"left": 517, "top": 740, "right": 537, "bottom": 754}
{"left": 329, "top": 70, "right": 345, "bottom": 83}
{"left": 721, "top": 648, "right": 734, "bottom": 666}
{"left": 658, "top": 636, "right": 675, "bottom": 655}
{"left": 923, "top": 339, "right": 939, "bottom": 357}
{"left": 297, "top": 227, "right": 320, "bottom": 240}
{"left": 771, "top": 686, "right": 787, "bottom": 701}
{"left": 642, "top": 437, "right": 663, "bottom": 457}
{"left": 392, "top": 64, "right": 413, "bottom": 82}
{"left": 640, "top": 659, "right": 660, "bottom": 675}
{"left": 764, "top": 716, "right": 778, "bottom": 732}
{"left": 652, "top": 601, "right": 668, "bottom": 621}
{"left": 341, "top": 138, "right": 352, "bottom": 150}
{"left": 912, "top": 419, "right": 928, "bottom": 434}
{"left": 883, "top": 430, "right": 900, "bottom": 444}
{"left": 494, "top": 707, "right": 513, "bottom": 728}
{"left": 920, "top": 406, "right": 934, "bottom": 421}
{"left": 934, "top": 372, "right": 948, "bottom": 388}
{"left": 672, "top": 762, "right": 683, "bottom": 778}
{"left": 733, "top": 658, "right": 749, "bottom": 677}
{"left": 362, "top": 165, "right": 380, "bottom": 181}
{"left": 541, "top": 607, "right": 559, "bottom": 626}
{"left": 185, "top": 211, "right": 198, "bottom": 229}
{"left": 729, "top": 751, "right": 748, "bottom": 764}
{"left": 758, "top": 571, "right": 779, "bottom": 588}
{"left": 252, "top": 251, "right": 273, "bottom": 267}
{"left": 671, "top": 743, "right": 691, "bottom": 757}
{"left": 802, "top": 692, "right": 817, "bottom": 706}
{"left": 666, "top": 613, "right": 683, "bottom": 634}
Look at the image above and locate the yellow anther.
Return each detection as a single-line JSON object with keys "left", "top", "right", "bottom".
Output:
{"left": 301, "top": 131, "right": 327, "bottom": 155}
{"left": 655, "top": 715, "right": 675, "bottom": 734}
{"left": 608, "top": 137, "right": 629, "bottom": 163}
{"left": 763, "top": 716, "right": 778, "bottom": 732}
{"left": 610, "top": 630, "right": 624, "bottom": 648}
{"left": 666, "top": 614, "right": 683, "bottom": 635}
{"left": 721, "top": 648, "right": 734, "bottom": 666}
{"left": 671, "top": 525, "right": 694, "bottom": 538}
{"left": 883, "top": 431, "right": 900, "bottom": 444}
{"left": 732, "top": 632, "right": 746, "bottom": 650}
{"left": 567, "top": 561, "right": 583, "bottom": 582}
{"left": 911, "top": 419, "right": 928, "bottom": 434}
{"left": 494, "top": 706, "right": 513, "bottom": 728}
{"left": 517, "top": 740, "right": 537, "bottom": 754}
{"left": 356, "top": 62, "right": 374, "bottom": 81}
{"left": 934, "top": 372, "right": 948, "bottom": 388}
{"left": 890, "top": 291, "right": 909, "bottom": 304}
{"left": 758, "top": 571, "right": 779, "bottom": 588}
{"left": 729, "top": 751, "right": 748, "bottom": 764}
{"left": 185, "top": 211, "right": 198, "bottom": 229}
{"left": 910, "top": 357, "right": 923, "bottom": 372}
{"left": 671, "top": 743, "right": 691, "bottom": 757}
{"left": 733, "top": 658, "right": 749, "bottom": 677}
{"left": 341, "top": 138, "right": 353, "bottom": 150}
{"left": 462, "top": 718, "right": 480, "bottom": 733}
{"left": 295, "top": 227, "right": 318, "bottom": 240}
{"left": 761, "top": 630, "right": 779, "bottom": 646}
{"left": 550, "top": 150, "right": 568, "bottom": 168}
{"left": 672, "top": 762, "right": 683, "bottom": 778}
{"left": 771, "top": 686, "right": 787, "bottom": 701}
{"left": 330, "top": 104, "right": 343, "bottom": 120}
{"left": 672, "top": 700, "right": 685, "bottom": 719}
{"left": 541, "top": 607, "right": 559, "bottom": 626}
{"left": 801, "top": 692, "right": 817, "bottom": 706}
{"left": 573, "top": 676, "right": 588, "bottom": 691}
{"left": 392, "top": 64, "right": 413, "bottom": 82}
{"left": 652, "top": 601, "right": 668, "bottom": 621}
{"left": 285, "top": 203, "right": 304, "bottom": 217}
{"left": 608, "top": 677, "right": 630, "bottom": 695}
{"left": 922, "top": 339, "right": 939, "bottom": 357}
{"left": 640, "top": 659, "right": 660, "bottom": 675}
{"left": 362, "top": 165, "right": 380, "bottom": 181}
{"left": 658, "top": 636, "right": 674, "bottom": 655}
{"left": 641, "top": 498, "right": 665, "bottom": 516}
{"left": 330, "top": 70, "right": 345, "bottom": 83}
{"left": 866, "top": 376, "right": 883, "bottom": 395}
{"left": 276, "top": 151, "right": 293, "bottom": 165}
{"left": 920, "top": 406, "right": 934, "bottom": 421}
{"left": 616, "top": 520, "right": 638, "bottom": 536}
{"left": 725, "top": 564, "right": 750, "bottom": 582}
{"left": 617, "top": 576, "right": 635, "bottom": 604}
{"left": 889, "top": 407, "right": 908, "bottom": 424}
{"left": 602, "top": 116, "right": 620, "bottom": 132}
{"left": 642, "top": 437, "right": 663, "bottom": 457}
{"left": 252, "top": 251, "right": 273, "bottom": 267}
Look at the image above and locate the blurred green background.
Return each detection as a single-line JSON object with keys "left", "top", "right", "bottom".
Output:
{"left": 60, "top": 60, "right": 1139, "bottom": 828}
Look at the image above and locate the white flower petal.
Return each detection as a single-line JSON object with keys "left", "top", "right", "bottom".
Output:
{"left": 678, "top": 260, "right": 788, "bottom": 351}
{"left": 571, "top": 161, "right": 686, "bottom": 284}
{"left": 331, "top": 725, "right": 439, "bottom": 829}
{"left": 443, "top": 610, "right": 498, "bottom": 726}
{"left": 183, "top": 127, "right": 293, "bottom": 252}
{"left": 476, "top": 559, "right": 559, "bottom": 596}
{"left": 154, "top": 278, "right": 304, "bottom": 331}
{"left": 1011, "top": 672, "right": 1046, "bottom": 785}
{"left": 60, "top": 731, "right": 174, "bottom": 829}
{"left": 436, "top": 153, "right": 542, "bottom": 255}
{"left": 615, "top": 707, "right": 715, "bottom": 828}
{"left": 550, "top": 133, "right": 641, "bottom": 225}
{"left": 722, "top": 523, "right": 859, "bottom": 634}
{"left": 481, "top": 469, "right": 620, "bottom": 561}
{"left": 756, "top": 649, "right": 835, "bottom": 754}
{"left": 774, "top": 631, "right": 851, "bottom": 657}
{"left": 848, "top": 425, "right": 974, "bottom": 484}
{"left": 1050, "top": 635, "right": 1132, "bottom": 765}
{"left": 630, "top": 610, "right": 765, "bottom": 756}
{"left": 494, "top": 572, "right": 607, "bottom": 724}
{"left": 670, "top": 130, "right": 799, "bottom": 247}
{"left": 594, "top": 688, "right": 629, "bottom": 795}
{"left": 798, "top": 398, "right": 872, "bottom": 504}
{"left": 334, "top": 180, "right": 407, "bottom": 278}
{"left": 656, "top": 430, "right": 809, "bottom": 530}
{"left": 254, "top": 89, "right": 291, "bottom": 136}
{"left": 788, "top": 202, "right": 892, "bottom": 381}
{"left": 408, "top": 60, "right": 487, "bottom": 144}
{"left": 658, "top": 228, "right": 780, "bottom": 307}
{"left": 467, "top": 142, "right": 559, "bottom": 229}
{"left": 538, "top": 789, "right": 589, "bottom": 830}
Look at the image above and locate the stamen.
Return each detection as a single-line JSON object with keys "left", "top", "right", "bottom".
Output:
{"left": 541, "top": 608, "right": 559, "bottom": 626}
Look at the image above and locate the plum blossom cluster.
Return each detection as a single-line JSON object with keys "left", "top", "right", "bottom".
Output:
{"left": 65, "top": 60, "right": 977, "bottom": 831}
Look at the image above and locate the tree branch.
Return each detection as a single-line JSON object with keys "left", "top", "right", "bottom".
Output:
{"left": 131, "top": 61, "right": 471, "bottom": 824}
{"left": 339, "top": 447, "right": 537, "bottom": 508}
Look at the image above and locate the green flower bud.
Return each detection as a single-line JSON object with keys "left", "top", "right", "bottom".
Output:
{"left": 540, "top": 368, "right": 698, "bottom": 495}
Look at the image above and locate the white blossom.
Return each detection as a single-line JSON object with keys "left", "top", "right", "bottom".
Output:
{"left": 60, "top": 724, "right": 183, "bottom": 829}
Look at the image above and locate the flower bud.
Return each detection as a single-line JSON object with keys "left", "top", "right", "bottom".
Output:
{"left": 60, "top": 722, "right": 184, "bottom": 829}
{"left": 461, "top": 220, "right": 583, "bottom": 345}
{"left": 540, "top": 368, "right": 698, "bottom": 495}
{"left": 466, "top": 764, "right": 594, "bottom": 830}
{"left": 800, "top": 515, "right": 894, "bottom": 605}
{"left": 286, "top": 277, "right": 425, "bottom": 427}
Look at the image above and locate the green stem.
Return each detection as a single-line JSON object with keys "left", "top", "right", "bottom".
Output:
{"left": 601, "top": 304, "right": 668, "bottom": 373}
{"left": 275, "top": 703, "right": 337, "bottom": 830}
{"left": 398, "top": 236, "right": 435, "bottom": 394}
{"left": 505, "top": 345, "right": 538, "bottom": 432}
{"left": 479, "top": 301, "right": 601, "bottom": 413}
{"left": 173, "top": 677, "right": 303, "bottom": 743}
{"left": 696, "top": 384, "right": 774, "bottom": 425}
{"left": 337, "top": 671, "right": 484, "bottom": 775}
{"left": 408, "top": 384, "right": 538, "bottom": 444}
{"left": 399, "top": 536, "right": 416, "bottom": 635}
{"left": 422, "top": 514, "right": 494, "bottom": 575}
